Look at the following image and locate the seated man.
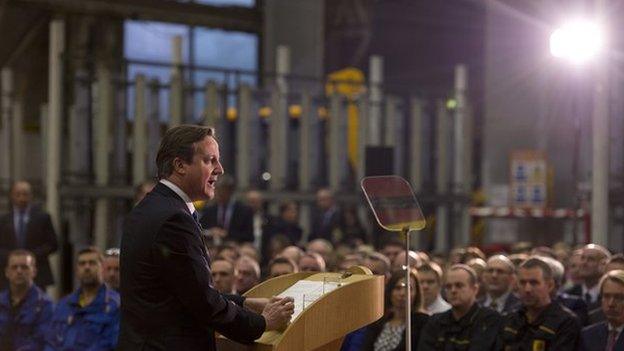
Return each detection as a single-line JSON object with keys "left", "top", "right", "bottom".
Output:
{"left": 502, "top": 257, "right": 581, "bottom": 350}
{"left": 298, "top": 253, "right": 326, "bottom": 272}
{"left": 480, "top": 254, "right": 521, "bottom": 314}
{"left": 234, "top": 256, "right": 260, "bottom": 295}
{"left": 578, "top": 269, "right": 624, "bottom": 350}
{"left": 418, "top": 264, "right": 502, "bottom": 350}
{"left": 0, "top": 249, "right": 53, "bottom": 350}
{"left": 44, "top": 247, "right": 120, "bottom": 350}
{"left": 103, "top": 248, "right": 120, "bottom": 292}
{"left": 211, "top": 258, "right": 235, "bottom": 294}
{"left": 417, "top": 262, "right": 451, "bottom": 314}
{"left": 267, "top": 257, "right": 298, "bottom": 279}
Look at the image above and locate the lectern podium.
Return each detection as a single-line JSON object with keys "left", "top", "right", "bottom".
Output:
{"left": 216, "top": 266, "right": 384, "bottom": 351}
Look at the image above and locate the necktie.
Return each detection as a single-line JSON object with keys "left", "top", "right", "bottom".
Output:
{"left": 585, "top": 292, "right": 592, "bottom": 304}
{"left": 606, "top": 329, "right": 617, "bottom": 351}
{"left": 16, "top": 211, "right": 26, "bottom": 248}
{"left": 490, "top": 301, "right": 499, "bottom": 312}
{"left": 192, "top": 211, "right": 201, "bottom": 227}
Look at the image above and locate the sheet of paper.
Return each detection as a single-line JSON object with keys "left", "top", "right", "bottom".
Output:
{"left": 277, "top": 280, "right": 340, "bottom": 320}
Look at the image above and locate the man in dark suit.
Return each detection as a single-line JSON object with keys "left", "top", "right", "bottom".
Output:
{"left": 118, "top": 125, "right": 294, "bottom": 351}
{"left": 566, "top": 244, "right": 611, "bottom": 316}
{"left": 578, "top": 269, "right": 624, "bottom": 351}
{"left": 480, "top": 254, "right": 522, "bottom": 314}
{"left": 309, "top": 188, "right": 342, "bottom": 244}
{"left": 199, "top": 175, "right": 254, "bottom": 244}
{"left": 0, "top": 181, "right": 57, "bottom": 288}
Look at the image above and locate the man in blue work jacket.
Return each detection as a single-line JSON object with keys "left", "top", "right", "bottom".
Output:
{"left": 0, "top": 249, "right": 53, "bottom": 350}
{"left": 44, "top": 247, "right": 120, "bottom": 351}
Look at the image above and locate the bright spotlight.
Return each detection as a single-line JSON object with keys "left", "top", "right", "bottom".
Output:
{"left": 550, "top": 19, "right": 604, "bottom": 64}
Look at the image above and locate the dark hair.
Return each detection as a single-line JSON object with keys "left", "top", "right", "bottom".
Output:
{"left": 279, "top": 200, "right": 298, "bottom": 215}
{"left": 385, "top": 269, "right": 423, "bottom": 313}
{"left": 77, "top": 246, "right": 104, "bottom": 263}
{"left": 156, "top": 125, "right": 215, "bottom": 179}
{"left": 449, "top": 264, "right": 478, "bottom": 286}
{"left": 608, "top": 254, "right": 624, "bottom": 265}
{"left": 519, "top": 257, "right": 553, "bottom": 281}
{"left": 7, "top": 249, "right": 36, "bottom": 266}
{"left": 268, "top": 256, "right": 298, "bottom": 272}
{"left": 417, "top": 262, "right": 444, "bottom": 284}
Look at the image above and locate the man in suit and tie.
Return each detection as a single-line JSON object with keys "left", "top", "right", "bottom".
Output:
{"left": 0, "top": 181, "right": 58, "bottom": 289}
{"left": 578, "top": 269, "right": 624, "bottom": 351}
{"left": 309, "top": 188, "right": 342, "bottom": 244}
{"left": 118, "top": 125, "right": 294, "bottom": 351}
{"left": 199, "top": 175, "right": 254, "bottom": 244}
{"left": 566, "top": 244, "right": 611, "bottom": 313}
{"left": 480, "top": 254, "right": 521, "bottom": 314}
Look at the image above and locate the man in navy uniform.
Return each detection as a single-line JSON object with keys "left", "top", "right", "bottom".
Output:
{"left": 44, "top": 247, "right": 120, "bottom": 350}
{"left": 501, "top": 257, "right": 580, "bottom": 350}
{"left": 0, "top": 249, "right": 53, "bottom": 350}
{"left": 578, "top": 269, "right": 624, "bottom": 350}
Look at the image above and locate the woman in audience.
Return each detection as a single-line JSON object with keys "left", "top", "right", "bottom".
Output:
{"left": 360, "top": 269, "right": 429, "bottom": 351}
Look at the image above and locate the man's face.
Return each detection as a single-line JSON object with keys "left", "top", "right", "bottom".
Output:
{"left": 580, "top": 248, "right": 607, "bottom": 280}
{"left": 299, "top": 256, "right": 321, "bottom": 272}
{"left": 211, "top": 260, "right": 234, "bottom": 294}
{"left": 316, "top": 190, "right": 333, "bottom": 210}
{"left": 179, "top": 136, "right": 223, "bottom": 201}
{"left": 246, "top": 191, "right": 263, "bottom": 213}
{"left": 281, "top": 203, "right": 298, "bottom": 223}
{"left": 419, "top": 270, "right": 441, "bottom": 306}
{"left": 103, "top": 256, "right": 120, "bottom": 290}
{"left": 444, "top": 269, "right": 478, "bottom": 310}
{"left": 10, "top": 182, "right": 32, "bottom": 210}
{"left": 601, "top": 279, "right": 624, "bottom": 327}
{"left": 5, "top": 255, "right": 36, "bottom": 287}
{"left": 391, "top": 277, "right": 417, "bottom": 310}
{"left": 77, "top": 253, "right": 103, "bottom": 288}
{"left": 381, "top": 245, "right": 402, "bottom": 265}
{"left": 269, "top": 263, "right": 294, "bottom": 278}
{"left": 483, "top": 259, "right": 514, "bottom": 297}
{"left": 569, "top": 253, "right": 583, "bottom": 283}
{"left": 517, "top": 266, "right": 553, "bottom": 309}
{"left": 234, "top": 260, "right": 259, "bottom": 294}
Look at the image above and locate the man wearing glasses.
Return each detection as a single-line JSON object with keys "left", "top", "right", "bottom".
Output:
{"left": 578, "top": 270, "right": 624, "bottom": 350}
{"left": 481, "top": 254, "right": 521, "bottom": 314}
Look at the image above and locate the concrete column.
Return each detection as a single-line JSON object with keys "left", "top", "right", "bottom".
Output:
{"left": 436, "top": 100, "right": 449, "bottom": 252}
{"left": 453, "top": 64, "right": 470, "bottom": 245}
{"left": 1, "top": 69, "right": 13, "bottom": 185}
{"left": 591, "top": 56, "right": 609, "bottom": 245}
{"left": 69, "top": 71, "right": 90, "bottom": 181}
{"left": 169, "top": 36, "right": 184, "bottom": 128}
{"left": 11, "top": 101, "right": 24, "bottom": 181}
{"left": 203, "top": 81, "right": 220, "bottom": 128}
{"left": 236, "top": 84, "right": 251, "bottom": 189}
{"left": 299, "top": 91, "right": 312, "bottom": 237}
{"left": 39, "top": 104, "right": 48, "bottom": 180}
{"left": 410, "top": 97, "right": 424, "bottom": 193}
{"left": 133, "top": 74, "right": 148, "bottom": 184}
{"left": 269, "top": 46, "right": 290, "bottom": 193}
{"left": 356, "top": 95, "right": 369, "bottom": 184}
{"left": 146, "top": 78, "right": 161, "bottom": 178}
{"left": 368, "top": 56, "right": 383, "bottom": 146}
{"left": 47, "top": 18, "right": 65, "bottom": 298}
{"left": 113, "top": 76, "right": 127, "bottom": 182}
{"left": 93, "top": 61, "right": 112, "bottom": 251}
{"left": 328, "top": 93, "right": 346, "bottom": 190}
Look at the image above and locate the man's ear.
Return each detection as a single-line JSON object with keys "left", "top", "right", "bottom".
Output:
{"left": 172, "top": 157, "right": 187, "bottom": 175}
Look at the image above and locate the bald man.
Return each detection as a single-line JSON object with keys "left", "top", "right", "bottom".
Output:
{"left": 0, "top": 181, "right": 58, "bottom": 288}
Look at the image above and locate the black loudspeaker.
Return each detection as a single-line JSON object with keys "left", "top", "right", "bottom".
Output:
{"left": 365, "top": 146, "right": 394, "bottom": 176}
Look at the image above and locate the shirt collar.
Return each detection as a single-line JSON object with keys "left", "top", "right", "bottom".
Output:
{"left": 582, "top": 283, "right": 601, "bottom": 301}
{"left": 160, "top": 180, "right": 196, "bottom": 214}
{"left": 485, "top": 291, "right": 510, "bottom": 309}
{"left": 609, "top": 323, "right": 624, "bottom": 335}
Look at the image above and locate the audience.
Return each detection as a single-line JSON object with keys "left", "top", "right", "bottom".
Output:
{"left": 210, "top": 258, "right": 235, "bottom": 294}
{"left": 103, "top": 248, "right": 120, "bottom": 292}
{"left": 0, "top": 250, "right": 53, "bottom": 350}
{"left": 298, "top": 252, "right": 326, "bottom": 272}
{"left": 44, "top": 247, "right": 120, "bottom": 350}
{"left": 480, "top": 254, "right": 521, "bottom": 314}
{"left": 267, "top": 257, "right": 298, "bottom": 279}
{"left": 417, "top": 262, "right": 451, "bottom": 315}
{"left": 234, "top": 256, "right": 261, "bottom": 295}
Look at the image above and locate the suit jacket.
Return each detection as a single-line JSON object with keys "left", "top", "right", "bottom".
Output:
{"left": 309, "top": 206, "right": 341, "bottom": 243}
{"left": 565, "top": 284, "right": 601, "bottom": 311}
{"left": 0, "top": 205, "right": 58, "bottom": 287}
{"left": 199, "top": 200, "right": 254, "bottom": 243}
{"left": 479, "top": 292, "right": 522, "bottom": 315}
{"left": 118, "top": 183, "right": 265, "bottom": 351}
{"left": 578, "top": 322, "right": 624, "bottom": 351}
{"left": 557, "top": 292, "right": 589, "bottom": 326}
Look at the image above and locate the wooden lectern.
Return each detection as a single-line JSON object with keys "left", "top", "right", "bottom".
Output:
{"left": 216, "top": 266, "right": 384, "bottom": 351}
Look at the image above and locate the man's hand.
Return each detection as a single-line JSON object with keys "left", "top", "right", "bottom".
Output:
{"left": 261, "top": 296, "right": 295, "bottom": 331}
{"left": 244, "top": 297, "right": 269, "bottom": 314}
